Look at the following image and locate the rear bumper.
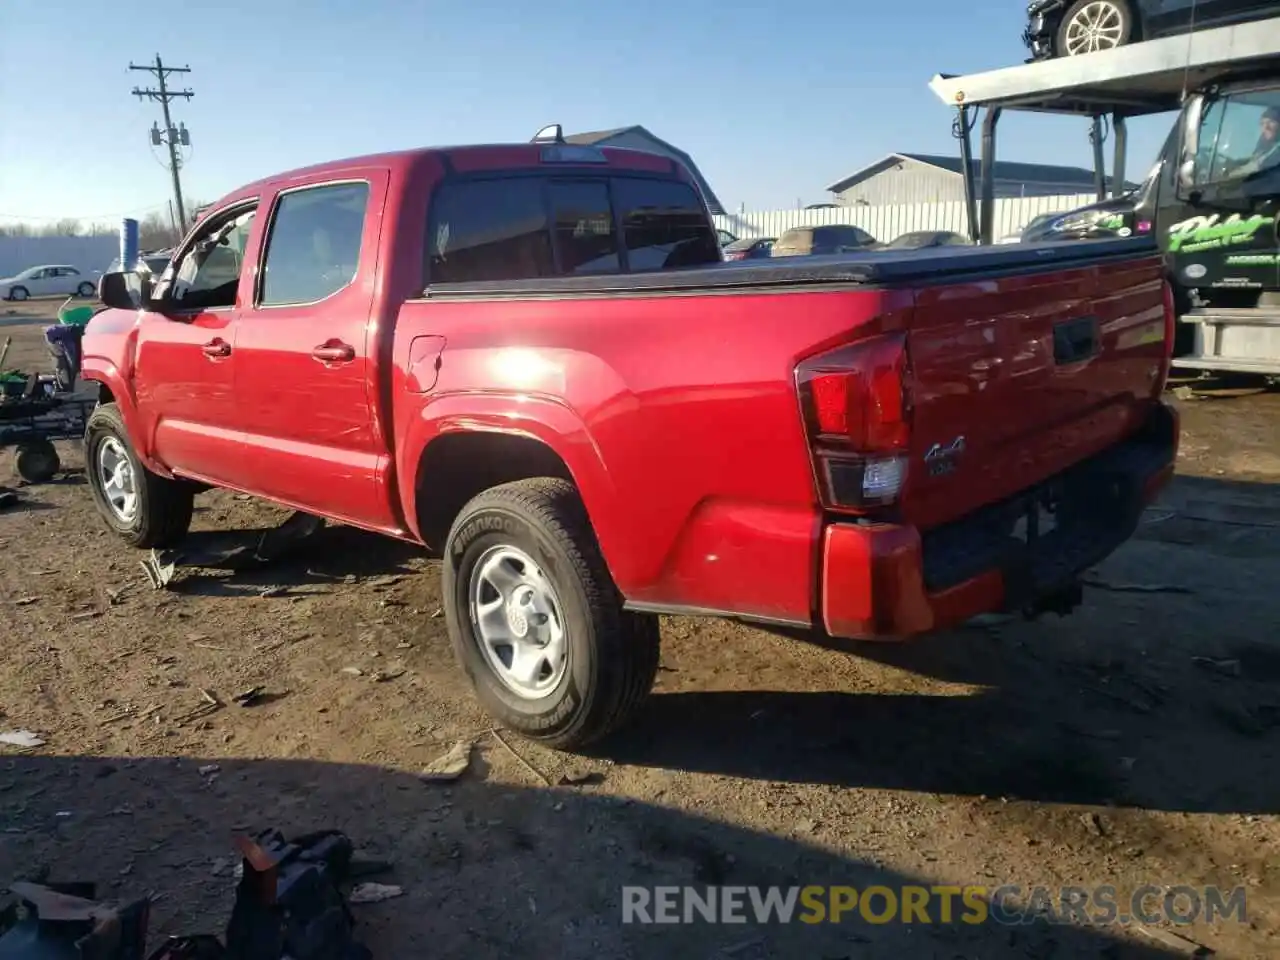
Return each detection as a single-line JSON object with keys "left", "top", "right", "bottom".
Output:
{"left": 821, "top": 402, "right": 1179, "bottom": 640}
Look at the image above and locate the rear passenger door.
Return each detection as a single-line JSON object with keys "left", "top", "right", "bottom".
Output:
{"left": 232, "top": 173, "right": 395, "bottom": 529}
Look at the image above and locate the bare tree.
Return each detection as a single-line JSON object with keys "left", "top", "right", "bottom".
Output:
{"left": 50, "top": 218, "right": 83, "bottom": 237}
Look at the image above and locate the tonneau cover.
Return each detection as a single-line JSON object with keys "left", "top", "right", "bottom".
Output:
{"left": 424, "top": 235, "right": 1157, "bottom": 298}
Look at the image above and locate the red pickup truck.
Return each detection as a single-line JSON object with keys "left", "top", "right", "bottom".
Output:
{"left": 83, "top": 131, "right": 1179, "bottom": 748}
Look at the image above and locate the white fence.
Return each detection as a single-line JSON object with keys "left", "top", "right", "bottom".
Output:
{"left": 713, "top": 193, "right": 1097, "bottom": 243}
{"left": 0, "top": 236, "right": 118, "bottom": 281}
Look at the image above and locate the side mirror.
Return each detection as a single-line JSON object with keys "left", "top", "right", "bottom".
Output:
{"left": 97, "top": 271, "right": 155, "bottom": 311}
{"left": 1175, "top": 95, "right": 1205, "bottom": 201}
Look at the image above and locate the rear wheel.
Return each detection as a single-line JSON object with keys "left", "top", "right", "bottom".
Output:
{"left": 441, "top": 477, "right": 660, "bottom": 750}
{"left": 14, "top": 441, "right": 60, "bottom": 483}
{"left": 1056, "top": 0, "right": 1133, "bottom": 56}
{"left": 85, "top": 403, "right": 193, "bottom": 548}
{"left": 8, "top": 286, "right": 28, "bottom": 302}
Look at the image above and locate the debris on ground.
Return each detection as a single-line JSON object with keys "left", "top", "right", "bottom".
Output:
{"left": 198, "top": 764, "right": 221, "bottom": 777}
{"left": 340, "top": 667, "right": 364, "bottom": 677}
{"left": 0, "top": 881, "right": 151, "bottom": 959}
{"left": 490, "top": 727, "right": 553, "bottom": 786}
{"left": 0, "top": 730, "right": 45, "bottom": 748}
{"left": 1136, "top": 924, "right": 1214, "bottom": 956}
{"left": 232, "top": 687, "right": 265, "bottom": 707}
{"left": 1082, "top": 578, "right": 1193, "bottom": 595}
{"left": 558, "top": 768, "right": 605, "bottom": 787}
{"left": 0, "top": 487, "right": 18, "bottom": 510}
{"left": 137, "top": 512, "right": 327, "bottom": 591}
{"left": 139, "top": 549, "right": 177, "bottom": 590}
{"left": 1081, "top": 812, "right": 1107, "bottom": 836}
{"left": 420, "top": 740, "right": 474, "bottom": 783}
{"left": 11, "top": 596, "right": 38, "bottom": 606}
{"left": 1192, "top": 656, "right": 1242, "bottom": 678}
{"left": 347, "top": 882, "right": 404, "bottom": 905}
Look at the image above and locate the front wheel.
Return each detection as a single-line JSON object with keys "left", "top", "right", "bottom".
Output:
{"left": 77, "top": 281, "right": 95, "bottom": 297}
{"left": 441, "top": 477, "right": 660, "bottom": 750}
{"left": 1056, "top": 0, "right": 1133, "bottom": 56}
{"left": 85, "top": 403, "right": 193, "bottom": 548}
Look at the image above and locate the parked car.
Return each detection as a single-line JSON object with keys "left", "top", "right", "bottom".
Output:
{"left": 0, "top": 264, "right": 99, "bottom": 301}
{"left": 879, "top": 230, "right": 972, "bottom": 250}
{"left": 83, "top": 133, "right": 1179, "bottom": 750}
{"left": 104, "top": 249, "right": 174, "bottom": 278}
{"left": 771, "top": 224, "right": 878, "bottom": 257}
{"left": 1019, "top": 211, "right": 1067, "bottom": 242}
{"left": 721, "top": 237, "right": 775, "bottom": 261}
{"left": 716, "top": 229, "right": 737, "bottom": 247}
{"left": 1025, "top": 0, "right": 1280, "bottom": 59}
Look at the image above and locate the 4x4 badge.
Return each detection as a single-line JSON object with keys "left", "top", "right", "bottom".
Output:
{"left": 924, "top": 436, "right": 966, "bottom": 476}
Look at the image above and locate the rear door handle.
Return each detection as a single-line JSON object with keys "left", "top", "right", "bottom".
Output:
{"left": 201, "top": 339, "right": 231, "bottom": 359}
{"left": 312, "top": 341, "right": 355, "bottom": 364}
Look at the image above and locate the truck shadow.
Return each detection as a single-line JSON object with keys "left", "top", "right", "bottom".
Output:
{"left": 606, "top": 475, "right": 1280, "bottom": 815}
{"left": 0, "top": 753, "right": 1194, "bottom": 959}
{"left": 150, "top": 522, "right": 426, "bottom": 598}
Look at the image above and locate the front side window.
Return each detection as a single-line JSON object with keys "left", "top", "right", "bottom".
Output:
{"left": 1193, "top": 89, "right": 1280, "bottom": 186}
{"left": 170, "top": 206, "right": 258, "bottom": 311}
{"left": 259, "top": 182, "right": 369, "bottom": 306}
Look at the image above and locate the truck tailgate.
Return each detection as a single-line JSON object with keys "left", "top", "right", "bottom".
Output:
{"left": 900, "top": 253, "right": 1169, "bottom": 532}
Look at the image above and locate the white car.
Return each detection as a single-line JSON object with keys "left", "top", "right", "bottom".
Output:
{"left": 0, "top": 264, "right": 100, "bottom": 301}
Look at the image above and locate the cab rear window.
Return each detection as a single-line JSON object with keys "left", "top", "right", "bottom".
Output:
{"left": 426, "top": 175, "right": 718, "bottom": 285}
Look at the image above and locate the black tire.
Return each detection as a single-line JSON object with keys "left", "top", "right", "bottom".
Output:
{"left": 77, "top": 281, "right": 95, "bottom": 297}
{"left": 8, "top": 286, "right": 28, "bottom": 302}
{"left": 84, "top": 402, "right": 193, "bottom": 548}
{"left": 1055, "top": 0, "right": 1133, "bottom": 57}
{"left": 14, "top": 440, "right": 60, "bottom": 483}
{"left": 441, "top": 477, "right": 660, "bottom": 750}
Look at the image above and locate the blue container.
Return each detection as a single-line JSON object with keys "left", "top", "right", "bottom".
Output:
{"left": 120, "top": 217, "right": 139, "bottom": 273}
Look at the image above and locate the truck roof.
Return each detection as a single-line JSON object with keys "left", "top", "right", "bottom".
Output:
{"left": 213, "top": 142, "right": 683, "bottom": 211}
{"left": 930, "top": 15, "right": 1280, "bottom": 116}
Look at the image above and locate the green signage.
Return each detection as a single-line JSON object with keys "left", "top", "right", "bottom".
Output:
{"left": 1167, "top": 214, "right": 1275, "bottom": 253}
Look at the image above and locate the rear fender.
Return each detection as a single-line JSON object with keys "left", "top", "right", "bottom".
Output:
{"left": 399, "top": 392, "right": 621, "bottom": 564}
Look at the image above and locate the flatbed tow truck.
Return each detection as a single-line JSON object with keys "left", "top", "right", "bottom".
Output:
{"left": 929, "top": 16, "right": 1280, "bottom": 378}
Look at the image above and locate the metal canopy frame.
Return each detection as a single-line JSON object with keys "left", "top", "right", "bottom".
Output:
{"left": 928, "top": 17, "right": 1280, "bottom": 243}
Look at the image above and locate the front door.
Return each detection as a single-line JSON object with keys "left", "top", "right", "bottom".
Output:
{"left": 1168, "top": 85, "right": 1280, "bottom": 295}
{"left": 232, "top": 174, "right": 393, "bottom": 530}
{"left": 131, "top": 202, "right": 260, "bottom": 485}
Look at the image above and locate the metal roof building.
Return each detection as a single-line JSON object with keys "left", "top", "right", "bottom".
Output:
{"left": 566, "top": 126, "right": 725, "bottom": 215}
{"left": 826, "top": 152, "right": 1136, "bottom": 206}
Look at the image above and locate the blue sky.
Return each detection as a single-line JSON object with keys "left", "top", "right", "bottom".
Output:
{"left": 0, "top": 0, "right": 1174, "bottom": 226}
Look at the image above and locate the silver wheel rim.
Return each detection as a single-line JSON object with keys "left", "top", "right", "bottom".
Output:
{"left": 97, "top": 436, "right": 138, "bottom": 523}
{"left": 12, "top": 288, "right": 26, "bottom": 301}
{"left": 1064, "top": 1, "right": 1124, "bottom": 54}
{"left": 468, "top": 545, "right": 568, "bottom": 700}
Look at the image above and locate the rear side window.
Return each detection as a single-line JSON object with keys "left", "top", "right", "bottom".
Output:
{"left": 260, "top": 182, "right": 369, "bottom": 306}
{"left": 612, "top": 178, "right": 719, "bottom": 271}
{"left": 428, "top": 179, "right": 554, "bottom": 284}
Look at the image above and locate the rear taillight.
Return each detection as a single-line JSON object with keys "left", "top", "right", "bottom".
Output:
{"left": 723, "top": 251, "right": 746, "bottom": 261}
{"left": 796, "top": 331, "right": 911, "bottom": 511}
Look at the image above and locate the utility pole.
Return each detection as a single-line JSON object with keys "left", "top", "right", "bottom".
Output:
{"left": 130, "top": 55, "right": 193, "bottom": 233}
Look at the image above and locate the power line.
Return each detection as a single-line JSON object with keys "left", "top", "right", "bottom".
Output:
{"left": 130, "top": 54, "right": 194, "bottom": 232}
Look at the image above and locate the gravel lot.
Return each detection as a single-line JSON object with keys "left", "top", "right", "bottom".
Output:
{"left": 1, "top": 299, "right": 1278, "bottom": 958}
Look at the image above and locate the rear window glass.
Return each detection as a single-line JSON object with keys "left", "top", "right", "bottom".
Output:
{"left": 426, "top": 175, "right": 718, "bottom": 284}
{"left": 611, "top": 178, "right": 719, "bottom": 271}
{"left": 428, "top": 179, "right": 555, "bottom": 284}
{"left": 549, "top": 181, "right": 619, "bottom": 275}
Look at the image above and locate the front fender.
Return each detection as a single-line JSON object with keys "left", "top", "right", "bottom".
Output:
{"left": 397, "top": 390, "right": 625, "bottom": 574}
{"left": 79, "top": 357, "right": 172, "bottom": 478}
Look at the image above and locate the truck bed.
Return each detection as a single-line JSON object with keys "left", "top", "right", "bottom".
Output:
{"left": 421, "top": 236, "right": 1159, "bottom": 298}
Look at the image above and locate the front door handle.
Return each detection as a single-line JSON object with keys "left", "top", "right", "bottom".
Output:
{"left": 201, "top": 339, "right": 231, "bottom": 359}
{"left": 312, "top": 341, "right": 355, "bottom": 364}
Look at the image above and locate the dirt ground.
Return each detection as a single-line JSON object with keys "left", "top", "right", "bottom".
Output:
{"left": 2, "top": 299, "right": 1279, "bottom": 959}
